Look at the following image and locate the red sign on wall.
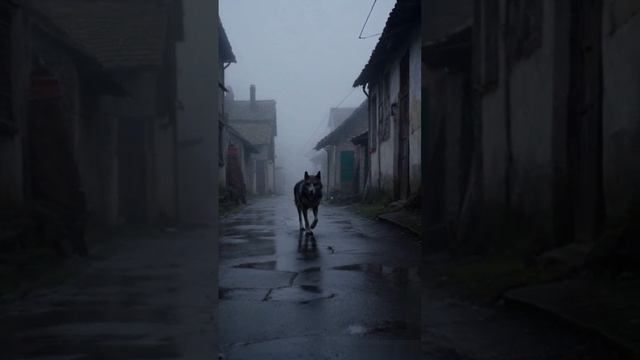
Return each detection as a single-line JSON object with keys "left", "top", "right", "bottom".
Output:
{"left": 31, "top": 77, "right": 63, "bottom": 99}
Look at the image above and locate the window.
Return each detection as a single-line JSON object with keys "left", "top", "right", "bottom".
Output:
{"left": 0, "top": 2, "right": 12, "bottom": 132}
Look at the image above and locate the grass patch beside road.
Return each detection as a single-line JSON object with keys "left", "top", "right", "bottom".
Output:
{"left": 220, "top": 203, "right": 244, "bottom": 218}
{"left": 434, "top": 254, "right": 575, "bottom": 304}
{"left": 353, "top": 203, "right": 393, "bottom": 219}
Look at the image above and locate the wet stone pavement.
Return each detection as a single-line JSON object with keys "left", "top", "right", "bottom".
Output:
{"left": 218, "top": 195, "right": 421, "bottom": 359}
{"left": 0, "top": 227, "right": 218, "bottom": 359}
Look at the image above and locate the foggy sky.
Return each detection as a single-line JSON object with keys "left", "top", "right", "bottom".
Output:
{"left": 220, "top": 0, "right": 394, "bottom": 193}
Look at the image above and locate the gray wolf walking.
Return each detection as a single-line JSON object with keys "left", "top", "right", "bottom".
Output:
{"left": 294, "top": 171, "right": 323, "bottom": 235}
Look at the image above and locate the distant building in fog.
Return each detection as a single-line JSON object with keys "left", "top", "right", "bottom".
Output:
{"left": 315, "top": 101, "right": 368, "bottom": 196}
{"left": 226, "top": 85, "right": 277, "bottom": 195}
{"left": 218, "top": 20, "right": 257, "bottom": 205}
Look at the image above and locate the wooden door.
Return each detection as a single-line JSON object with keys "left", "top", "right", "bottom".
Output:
{"left": 565, "top": 0, "right": 604, "bottom": 244}
{"left": 256, "top": 159, "right": 266, "bottom": 195}
{"left": 340, "top": 150, "right": 355, "bottom": 193}
{"left": 118, "top": 117, "right": 147, "bottom": 224}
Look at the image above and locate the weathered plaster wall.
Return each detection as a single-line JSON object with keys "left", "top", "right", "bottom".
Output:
{"left": 506, "top": 0, "right": 557, "bottom": 242}
{"left": 409, "top": 33, "right": 422, "bottom": 194}
{"left": 602, "top": 3, "right": 640, "bottom": 225}
{"left": 368, "top": 29, "right": 421, "bottom": 199}
{"left": 176, "top": 0, "right": 218, "bottom": 224}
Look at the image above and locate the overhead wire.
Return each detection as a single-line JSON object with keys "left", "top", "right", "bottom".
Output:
{"left": 302, "top": 87, "right": 358, "bottom": 152}
{"left": 358, "top": 0, "right": 382, "bottom": 39}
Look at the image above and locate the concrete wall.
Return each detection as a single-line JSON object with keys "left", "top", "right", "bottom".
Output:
{"left": 602, "top": 2, "right": 640, "bottom": 225}
{"left": 176, "top": 0, "right": 219, "bottom": 224}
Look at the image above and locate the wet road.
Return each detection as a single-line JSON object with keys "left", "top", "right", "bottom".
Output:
{"left": 218, "top": 195, "right": 421, "bottom": 359}
{"left": 0, "top": 227, "right": 218, "bottom": 359}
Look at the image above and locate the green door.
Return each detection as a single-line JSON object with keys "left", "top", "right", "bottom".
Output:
{"left": 340, "top": 150, "right": 355, "bottom": 184}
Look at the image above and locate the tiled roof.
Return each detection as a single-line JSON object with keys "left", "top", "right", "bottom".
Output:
{"left": 229, "top": 121, "right": 274, "bottom": 146}
{"left": 328, "top": 107, "right": 356, "bottom": 130}
{"left": 353, "top": 0, "right": 420, "bottom": 87}
{"left": 29, "top": 0, "right": 170, "bottom": 68}
{"left": 315, "top": 100, "right": 368, "bottom": 150}
{"left": 228, "top": 100, "right": 276, "bottom": 122}
{"left": 222, "top": 120, "right": 258, "bottom": 153}
{"left": 219, "top": 18, "right": 236, "bottom": 63}
{"left": 19, "top": 1, "right": 125, "bottom": 95}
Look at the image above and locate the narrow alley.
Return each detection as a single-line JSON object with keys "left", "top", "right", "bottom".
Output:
{"left": 218, "top": 196, "right": 421, "bottom": 359}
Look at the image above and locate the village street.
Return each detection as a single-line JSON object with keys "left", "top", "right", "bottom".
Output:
{"left": 220, "top": 196, "right": 630, "bottom": 360}
{"left": 218, "top": 195, "right": 421, "bottom": 359}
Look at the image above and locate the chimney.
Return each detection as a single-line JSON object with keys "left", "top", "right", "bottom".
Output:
{"left": 250, "top": 84, "right": 256, "bottom": 106}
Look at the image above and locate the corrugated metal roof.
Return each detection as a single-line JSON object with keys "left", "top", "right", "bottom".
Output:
{"left": 353, "top": 0, "right": 420, "bottom": 87}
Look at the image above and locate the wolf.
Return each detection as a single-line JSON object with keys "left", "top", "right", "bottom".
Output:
{"left": 294, "top": 171, "right": 323, "bottom": 234}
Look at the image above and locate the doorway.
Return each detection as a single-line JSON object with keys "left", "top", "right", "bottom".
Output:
{"left": 118, "top": 117, "right": 147, "bottom": 224}
{"left": 565, "top": 0, "right": 604, "bottom": 244}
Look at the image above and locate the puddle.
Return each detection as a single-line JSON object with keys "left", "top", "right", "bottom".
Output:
{"left": 233, "top": 261, "right": 277, "bottom": 270}
{"left": 265, "top": 286, "right": 335, "bottom": 303}
{"left": 332, "top": 264, "right": 419, "bottom": 285}
{"left": 347, "top": 324, "right": 368, "bottom": 335}
{"left": 221, "top": 237, "right": 249, "bottom": 245}
{"left": 345, "top": 320, "right": 417, "bottom": 337}
{"left": 299, "top": 285, "right": 321, "bottom": 293}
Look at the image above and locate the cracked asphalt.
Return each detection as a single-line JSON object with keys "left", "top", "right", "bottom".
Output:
{"left": 218, "top": 195, "right": 421, "bottom": 359}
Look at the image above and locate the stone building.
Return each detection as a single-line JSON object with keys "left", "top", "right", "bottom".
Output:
{"left": 227, "top": 85, "right": 277, "bottom": 195}
{"left": 315, "top": 101, "right": 368, "bottom": 196}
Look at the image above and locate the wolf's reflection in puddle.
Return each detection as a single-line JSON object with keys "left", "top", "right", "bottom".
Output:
{"left": 297, "top": 231, "right": 318, "bottom": 260}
